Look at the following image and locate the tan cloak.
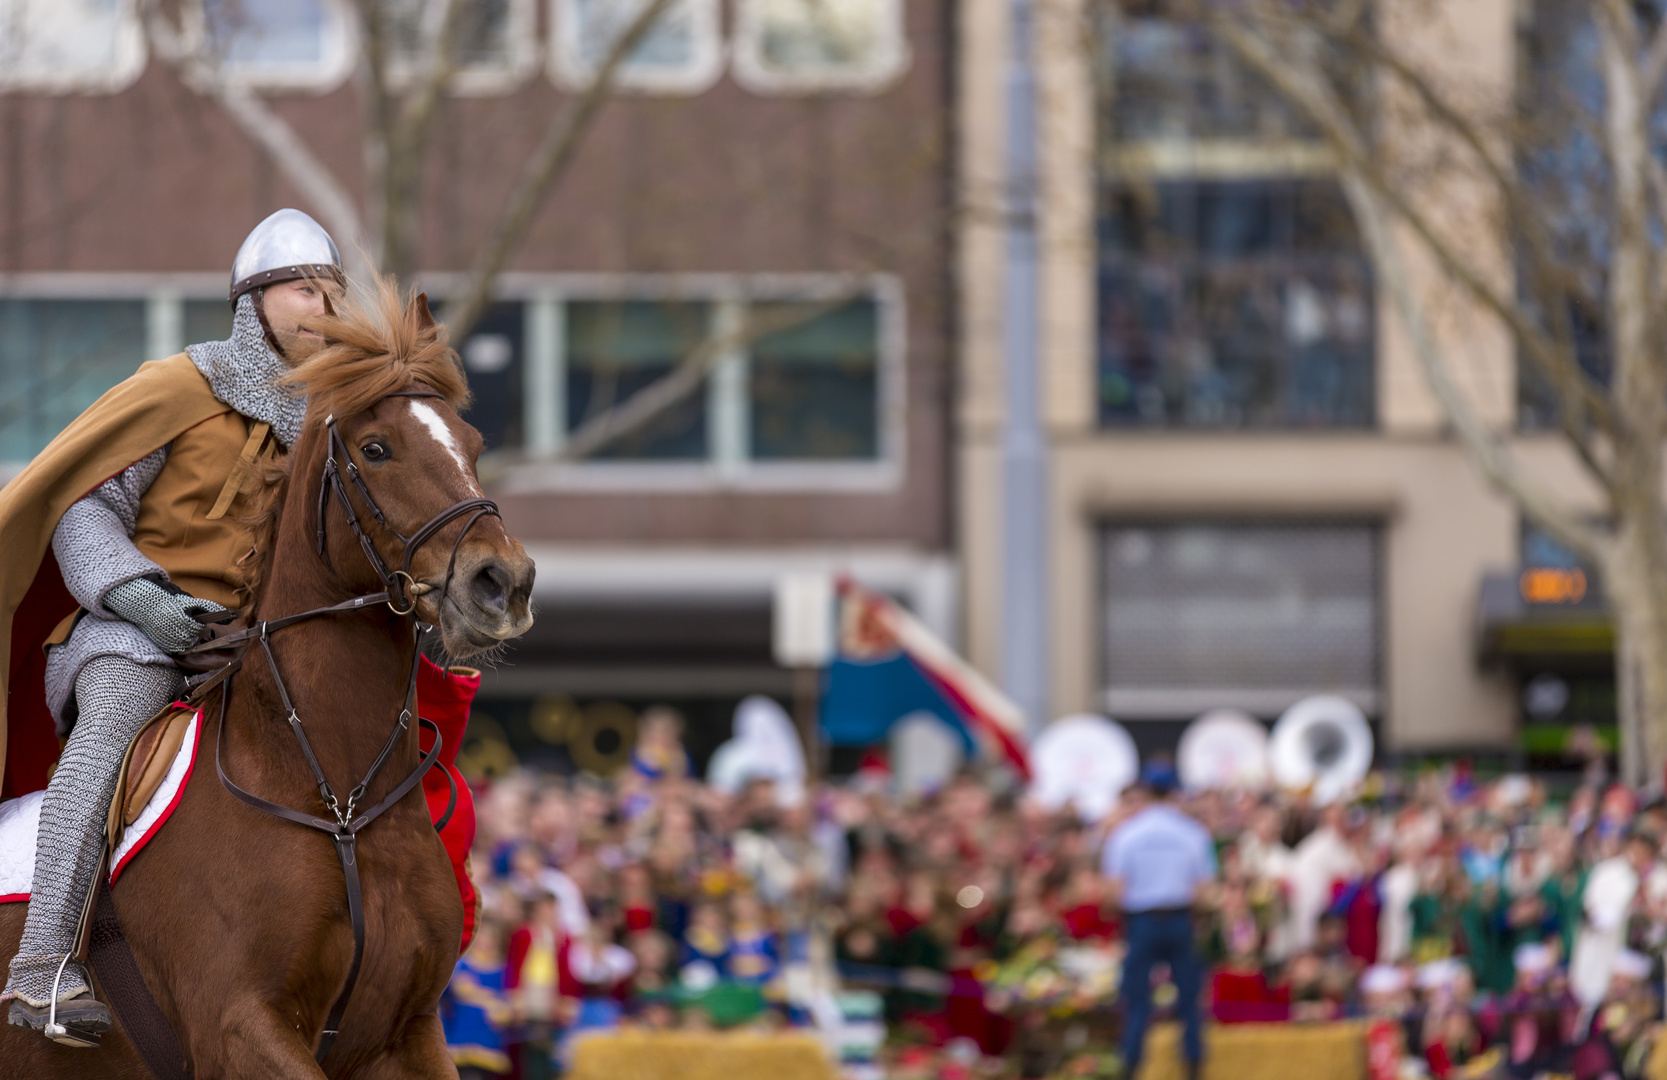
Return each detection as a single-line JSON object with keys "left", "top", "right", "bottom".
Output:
{"left": 0, "top": 353, "right": 232, "bottom": 797}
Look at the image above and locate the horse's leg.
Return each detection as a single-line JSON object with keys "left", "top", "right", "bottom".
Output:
{"left": 351, "top": 1013, "right": 459, "bottom": 1080}
{"left": 220, "top": 998, "right": 335, "bottom": 1080}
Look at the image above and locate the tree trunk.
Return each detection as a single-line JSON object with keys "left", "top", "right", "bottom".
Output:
{"left": 1604, "top": 503, "right": 1667, "bottom": 787}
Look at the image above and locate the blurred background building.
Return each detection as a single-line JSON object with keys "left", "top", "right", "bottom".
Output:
{"left": 0, "top": 0, "right": 1618, "bottom": 773}
{"left": 957, "top": 0, "right": 1612, "bottom": 767}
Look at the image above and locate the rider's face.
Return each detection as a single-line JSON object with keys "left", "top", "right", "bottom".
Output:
{"left": 261, "top": 278, "right": 335, "bottom": 364}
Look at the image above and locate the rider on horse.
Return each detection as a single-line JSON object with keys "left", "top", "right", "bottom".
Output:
{"left": 0, "top": 209, "right": 344, "bottom": 1042}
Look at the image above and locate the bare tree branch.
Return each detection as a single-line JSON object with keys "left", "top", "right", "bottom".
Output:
{"left": 1595, "top": 2, "right": 1667, "bottom": 446}
{"left": 142, "top": 0, "right": 677, "bottom": 329}
{"left": 1339, "top": 169, "right": 1608, "bottom": 562}
{"left": 1200, "top": 4, "right": 1610, "bottom": 554}
{"left": 396, "top": 0, "right": 465, "bottom": 144}
{"left": 1336, "top": 23, "right": 1612, "bottom": 454}
{"left": 139, "top": 0, "right": 369, "bottom": 276}
{"left": 1643, "top": 13, "right": 1667, "bottom": 101}
{"left": 555, "top": 288, "right": 865, "bottom": 462}
{"left": 350, "top": 0, "right": 466, "bottom": 276}
{"left": 352, "top": 0, "right": 395, "bottom": 268}
{"left": 1213, "top": 12, "right": 1619, "bottom": 492}
{"left": 1323, "top": 26, "right": 1615, "bottom": 483}
{"left": 445, "top": 0, "right": 679, "bottom": 337}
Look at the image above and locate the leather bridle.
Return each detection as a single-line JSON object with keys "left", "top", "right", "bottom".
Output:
{"left": 315, "top": 389, "right": 499, "bottom": 616}
{"left": 182, "top": 386, "right": 501, "bottom": 1065}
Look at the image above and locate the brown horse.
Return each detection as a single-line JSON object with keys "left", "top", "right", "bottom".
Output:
{"left": 0, "top": 285, "right": 535, "bottom": 1078}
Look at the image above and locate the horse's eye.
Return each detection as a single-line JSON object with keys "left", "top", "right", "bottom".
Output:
{"left": 361, "top": 442, "right": 389, "bottom": 461}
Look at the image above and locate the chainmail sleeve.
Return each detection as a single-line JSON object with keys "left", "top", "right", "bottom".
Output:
{"left": 50, "top": 446, "right": 170, "bottom": 618}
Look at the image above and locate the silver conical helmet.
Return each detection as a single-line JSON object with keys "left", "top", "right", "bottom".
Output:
{"left": 229, "top": 208, "right": 343, "bottom": 302}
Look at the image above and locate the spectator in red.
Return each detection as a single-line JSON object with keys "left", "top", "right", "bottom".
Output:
{"left": 1211, "top": 895, "right": 1287, "bottom": 1023}
{"left": 505, "top": 892, "right": 581, "bottom": 1080}
{"left": 1058, "top": 865, "right": 1118, "bottom": 942}
{"left": 619, "top": 862, "right": 657, "bottom": 934}
{"left": 888, "top": 871, "right": 937, "bottom": 939}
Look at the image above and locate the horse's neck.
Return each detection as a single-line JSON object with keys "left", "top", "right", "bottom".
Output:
{"left": 229, "top": 480, "right": 417, "bottom": 793}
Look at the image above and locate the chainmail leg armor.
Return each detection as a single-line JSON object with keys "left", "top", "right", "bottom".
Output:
{"left": 4, "top": 657, "right": 182, "bottom": 1008}
{"left": 185, "top": 293, "right": 307, "bottom": 449}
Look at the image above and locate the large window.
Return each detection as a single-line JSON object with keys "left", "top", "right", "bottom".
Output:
{"left": 1098, "top": 179, "right": 1373, "bottom": 428}
{"left": 733, "top": 0, "right": 909, "bottom": 93}
{"left": 550, "top": 0, "right": 721, "bottom": 94}
{"left": 1097, "top": 3, "right": 1373, "bottom": 430}
{"left": 1101, "top": 523, "right": 1380, "bottom": 718}
{"left": 0, "top": 0, "right": 146, "bottom": 93}
{"left": 450, "top": 279, "right": 900, "bottom": 484}
{"left": 0, "top": 300, "right": 147, "bottom": 462}
{"left": 198, "top": 0, "right": 354, "bottom": 89}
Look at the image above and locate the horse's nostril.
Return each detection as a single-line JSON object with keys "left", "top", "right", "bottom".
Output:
{"left": 471, "top": 564, "right": 508, "bottom": 617}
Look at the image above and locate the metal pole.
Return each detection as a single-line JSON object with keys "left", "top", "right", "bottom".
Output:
{"left": 794, "top": 664, "right": 822, "bottom": 782}
{"left": 1000, "top": 0, "right": 1049, "bottom": 735}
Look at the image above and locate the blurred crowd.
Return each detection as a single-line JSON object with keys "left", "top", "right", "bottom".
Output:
{"left": 440, "top": 710, "right": 1667, "bottom": 1080}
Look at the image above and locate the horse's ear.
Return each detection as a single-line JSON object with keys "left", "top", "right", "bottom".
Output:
{"left": 410, "top": 291, "right": 436, "bottom": 332}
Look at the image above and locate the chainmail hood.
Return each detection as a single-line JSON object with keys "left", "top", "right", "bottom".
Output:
{"left": 185, "top": 293, "right": 307, "bottom": 448}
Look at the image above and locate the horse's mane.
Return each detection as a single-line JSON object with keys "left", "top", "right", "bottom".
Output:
{"left": 236, "top": 277, "right": 471, "bottom": 612}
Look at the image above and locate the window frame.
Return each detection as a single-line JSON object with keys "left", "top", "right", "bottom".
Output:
{"left": 730, "top": 0, "right": 911, "bottom": 95}
{"left": 382, "top": 0, "right": 539, "bottom": 96}
{"left": 186, "top": 0, "right": 357, "bottom": 93}
{"left": 547, "top": 0, "right": 723, "bottom": 96}
{"left": 0, "top": 0, "right": 148, "bottom": 94}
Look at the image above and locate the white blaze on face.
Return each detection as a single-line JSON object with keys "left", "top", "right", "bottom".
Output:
{"left": 408, "top": 399, "right": 480, "bottom": 494}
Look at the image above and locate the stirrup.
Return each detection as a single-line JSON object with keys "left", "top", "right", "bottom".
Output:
{"left": 7, "top": 997, "right": 110, "bottom": 1047}
{"left": 6, "top": 955, "right": 110, "bottom": 1047}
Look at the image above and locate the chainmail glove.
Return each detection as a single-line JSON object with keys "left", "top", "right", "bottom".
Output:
{"left": 102, "top": 575, "right": 229, "bottom": 655}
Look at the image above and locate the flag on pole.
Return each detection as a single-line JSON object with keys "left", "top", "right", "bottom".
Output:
{"left": 820, "top": 577, "right": 1030, "bottom": 776}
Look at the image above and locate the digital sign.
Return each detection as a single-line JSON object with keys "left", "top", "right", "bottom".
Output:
{"left": 1520, "top": 567, "right": 1588, "bottom": 605}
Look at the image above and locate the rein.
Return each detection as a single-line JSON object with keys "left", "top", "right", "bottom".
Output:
{"left": 184, "top": 387, "right": 495, "bottom": 1064}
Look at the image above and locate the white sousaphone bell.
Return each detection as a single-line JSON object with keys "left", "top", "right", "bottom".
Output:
{"left": 1177, "top": 709, "right": 1270, "bottom": 791}
{"left": 1268, "top": 695, "right": 1374, "bottom": 805}
{"left": 1027, "top": 714, "right": 1140, "bottom": 821}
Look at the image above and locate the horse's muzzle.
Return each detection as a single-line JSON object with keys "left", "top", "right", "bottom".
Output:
{"left": 437, "top": 545, "right": 535, "bottom": 653}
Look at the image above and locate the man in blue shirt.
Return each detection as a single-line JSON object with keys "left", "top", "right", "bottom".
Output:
{"left": 1102, "top": 760, "right": 1216, "bottom": 1079}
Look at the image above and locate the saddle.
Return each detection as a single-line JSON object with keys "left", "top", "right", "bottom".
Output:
{"left": 102, "top": 704, "right": 195, "bottom": 854}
